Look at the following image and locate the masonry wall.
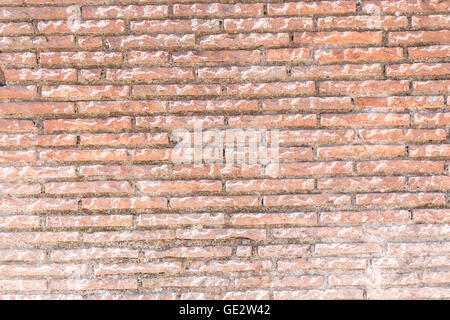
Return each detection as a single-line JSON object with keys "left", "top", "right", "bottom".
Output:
{"left": 0, "top": 0, "right": 448, "bottom": 300}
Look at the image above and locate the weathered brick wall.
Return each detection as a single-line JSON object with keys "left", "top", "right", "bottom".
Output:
{"left": 0, "top": 0, "right": 448, "bottom": 300}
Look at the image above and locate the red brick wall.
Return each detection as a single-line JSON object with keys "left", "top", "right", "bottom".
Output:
{"left": 0, "top": 0, "right": 449, "bottom": 300}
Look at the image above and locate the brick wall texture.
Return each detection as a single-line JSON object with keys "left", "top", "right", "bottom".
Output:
{"left": 0, "top": 0, "right": 449, "bottom": 300}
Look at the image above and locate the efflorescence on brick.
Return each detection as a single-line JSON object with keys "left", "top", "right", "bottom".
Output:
{"left": 0, "top": 0, "right": 448, "bottom": 300}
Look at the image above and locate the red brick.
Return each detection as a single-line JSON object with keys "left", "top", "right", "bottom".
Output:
{"left": 268, "top": 1, "right": 356, "bottom": 16}
{"left": 173, "top": 3, "right": 263, "bottom": 17}
{"left": 295, "top": 32, "right": 382, "bottom": 46}
{"left": 315, "top": 47, "right": 403, "bottom": 63}
{"left": 82, "top": 5, "right": 168, "bottom": 19}
{"left": 319, "top": 80, "right": 410, "bottom": 96}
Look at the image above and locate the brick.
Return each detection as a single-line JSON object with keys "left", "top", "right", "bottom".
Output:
{"left": 0, "top": 216, "right": 40, "bottom": 230}
{"left": 50, "top": 248, "right": 139, "bottom": 262}
{"left": 319, "top": 80, "right": 410, "bottom": 96}
{"left": 413, "top": 80, "right": 449, "bottom": 94}
{"left": 0, "top": 119, "right": 37, "bottom": 133}
{"left": 0, "top": 198, "right": 77, "bottom": 213}
{"left": 0, "top": 7, "right": 71, "bottom": 20}
{"left": 268, "top": 1, "right": 356, "bottom": 16}
{"left": 0, "top": 249, "right": 45, "bottom": 262}
{"left": 292, "top": 64, "right": 382, "bottom": 80}
{"left": 386, "top": 63, "right": 450, "bottom": 78}
{"left": 82, "top": 5, "right": 168, "bottom": 19}
{"left": 0, "top": 102, "right": 74, "bottom": 115}
{"left": 77, "top": 101, "right": 166, "bottom": 114}
{"left": 0, "top": 52, "right": 36, "bottom": 67}
{"left": 412, "top": 15, "right": 450, "bottom": 29}
{"left": 0, "top": 150, "right": 37, "bottom": 163}
{"left": 368, "top": 287, "right": 450, "bottom": 300}
{"left": 266, "top": 48, "right": 310, "bottom": 62}
{"left": 45, "top": 181, "right": 132, "bottom": 195}
{"left": 409, "top": 176, "right": 450, "bottom": 191}
{"left": 187, "top": 260, "right": 271, "bottom": 273}
{"left": 413, "top": 209, "right": 450, "bottom": 223}
{"left": 389, "top": 242, "right": 450, "bottom": 255}
{"left": 199, "top": 33, "right": 290, "bottom": 49}
{"left": 408, "top": 45, "right": 450, "bottom": 59}
{"left": 224, "top": 17, "right": 313, "bottom": 32}
{"left": 273, "top": 226, "right": 362, "bottom": 241}
{"left": 315, "top": 47, "right": 403, "bottom": 63}
{"left": 318, "top": 16, "right": 408, "bottom": 30}
{"left": 227, "top": 81, "right": 315, "bottom": 97}
{"left": 414, "top": 113, "right": 450, "bottom": 126}
{"left": 143, "top": 276, "right": 231, "bottom": 289}
{"left": 321, "top": 210, "right": 410, "bottom": 225}
{"left": 362, "top": 0, "right": 449, "bottom": 14}
{"left": 40, "top": 149, "right": 128, "bottom": 162}
{"left": 94, "top": 262, "right": 182, "bottom": 276}
{"left": 295, "top": 32, "right": 382, "bottom": 46}
{"left": 230, "top": 213, "right": 317, "bottom": 226}
{"left": 317, "top": 145, "right": 406, "bottom": 159}
{"left": 131, "top": 19, "right": 220, "bottom": 33}
{"left": 83, "top": 230, "right": 174, "bottom": 243}
{"left": 0, "top": 36, "right": 74, "bottom": 50}
{"left": 172, "top": 50, "right": 262, "bottom": 63}
{"left": 357, "top": 160, "right": 445, "bottom": 174}
{"left": 40, "top": 52, "right": 122, "bottom": 66}
{"left": 226, "top": 179, "right": 314, "bottom": 194}
{"left": 318, "top": 177, "right": 406, "bottom": 192}
{"left": 278, "top": 257, "right": 368, "bottom": 271}
{"left": 176, "top": 229, "right": 266, "bottom": 241}
{"left": 0, "top": 232, "right": 80, "bottom": 245}
{"left": 0, "top": 22, "right": 34, "bottom": 35}
{"left": 258, "top": 244, "right": 310, "bottom": 258}
{"left": 137, "top": 180, "right": 222, "bottom": 195}
{"left": 44, "top": 117, "right": 132, "bottom": 132}
{"left": 356, "top": 193, "right": 446, "bottom": 207}
{"left": 41, "top": 85, "right": 129, "bottom": 100}
{"left": 314, "top": 243, "right": 382, "bottom": 256}
{"left": 274, "top": 161, "right": 354, "bottom": 177}
{"left": 262, "top": 97, "right": 352, "bottom": 111}
{"left": 198, "top": 66, "right": 287, "bottom": 81}
{"left": 389, "top": 30, "right": 450, "bottom": 45}
{"left": 359, "top": 129, "right": 446, "bottom": 142}
{"left": 321, "top": 113, "right": 410, "bottom": 127}
{"left": 0, "top": 264, "right": 87, "bottom": 278}
{"left": 145, "top": 246, "right": 232, "bottom": 259}
{"left": 274, "top": 289, "right": 364, "bottom": 300}
{"left": 264, "top": 194, "right": 352, "bottom": 208}
{"left": 236, "top": 275, "right": 325, "bottom": 289}
{"left": 0, "top": 280, "right": 47, "bottom": 292}
{"left": 0, "top": 86, "right": 37, "bottom": 99}
{"left": 173, "top": 3, "right": 263, "bottom": 17}
{"left": 354, "top": 96, "right": 444, "bottom": 110}
{"left": 228, "top": 114, "right": 316, "bottom": 128}
{"left": 106, "top": 67, "right": 194, "bottom": 82}
{"left": 0, "top": 0, "right": 448, "bottom": 300}
{"left": 169, "top": 100, "right": 259, "bottom": 113}
{"left": 82, "top": 197, "right": 167, "bottom": 211}
{"left": 170, "top": 196, "right": 259, "bottom": 209}
{"left": 409, "top": 145, "right": 450, "bottom": 158}
{"left": 133, "top": 84, "right": 221, "bottom": 97}
{"left": 107, "top": 34, "right": 195, "bottom": 49}
{"left": 38, "top": 20, "right": 125, "bottom": 34}
{"left": 49, "top": 279, "right": 137, "bottom": 291}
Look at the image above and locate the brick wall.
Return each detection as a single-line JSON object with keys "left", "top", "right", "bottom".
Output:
{"left": 0, "top": 0, "right": 449, "bottom": 300}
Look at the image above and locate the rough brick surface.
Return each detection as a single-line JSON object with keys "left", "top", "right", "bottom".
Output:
{"left": 0, "top": 0, "right": 449, "bottom": 300}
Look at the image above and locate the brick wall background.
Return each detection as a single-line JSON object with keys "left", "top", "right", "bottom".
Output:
{"left": 0, "top": 0, "right": 448, "bottom": 300}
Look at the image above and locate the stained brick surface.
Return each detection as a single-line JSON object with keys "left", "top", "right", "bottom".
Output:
{"left": 0, "top": 0, "right": 449, "bottom": 300}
